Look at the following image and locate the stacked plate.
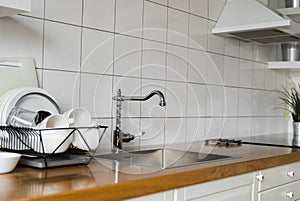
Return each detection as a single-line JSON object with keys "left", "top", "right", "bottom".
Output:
{"left": 0, "top": 87, "right": 61, "bottom": 126}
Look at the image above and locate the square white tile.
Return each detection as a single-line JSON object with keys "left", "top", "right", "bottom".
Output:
{"left": 0, "top": 16, "right": 43, "bottom": 68}
{"left": 80, "top": 74, "right": 113, "bottom": 118}
{"left": 237, "top": 118, "right": 252, "bottom": 137}
{"left": 168, "top": 0, "right": 189, "bottom": 12}
{"left": 253, "top": 44, "right": 269, "bottom": 62}
{"left": 187, "top": 84, "right": 206, "bottom": 117}
{"left": 113, "top": 76, "right": 142, "bottom": 118}
{"left": 207, "top": 21, "right": 224, "bottom": 55}
{"left": 239, "top": 41, "right": 254, "bottom": 60}
{"left": 187, "top": 49, "right": 206, "bottom": 84}
{"left": 224, "top": 38, "right": 239, "bottom": 57}
{"left": 206, "top": 85, "right": 224, "bottom": 117}
{"left": 44, "top": 21, "right": 81, "bottom": 71}
{"left": 206, "top": 53, "right": 224, "bottom": 85}
{"left": 143, "top": 1, "right": 167, "bottom": 42}
{"left": 115, "top": 0, "right": 143, "bottom": 37}
{"left": 165, "top": 118, "right": 187, "bottom": 146}
{"left": 166, "top": 81, "right": 187, "bottom": 117}
{"left": 45, "top": 0, "right": 82, "bottom": 25}
{"left": 166, "top": 44, "right": 188, "bottom": 82}
{"left": 141, "top": 79, "right": 166, "bottom": 118}
{"left": 167, "top": 8, "right": 189, "bottom": 47}
{"left": 222, "top": 118, "right": 238, "bottom": 138}
{"left": 142, "top": 40, "right": 166, "bottom": 80}
{"left": 189, "top": 15, "right": 208, "bottom": 51}
{"left": 186, "top": 118, "right": 205, "bottom": 143}
{"left": 224, "top": 87, "right": 238, "bottom": 117}
{"left": 190, "top": 0, "right": 208, "bottom": 18}
{"left": 81, "top": 28, "right": 114, "bottom": 74}
{"left": 252, "top": 62, "right": 265, "bottom": 89}
{"left": 205, "top": 117, "right": 225, "bottom": 139}
{"left": 83, "top": 0, "right": 115, "bottom": 32}
{"left": 224, "top": 56, "right": 239, "bottom": 87}
{"left": 238, "top": 59, "right": 253, "bottom": 88}
{"left": 238, "top": 88, "right": 252, "bottom": 116}
{"left": 265, "top": 68, "right": 277, "bottom": 90}
{"left": 43, "top": 70, "right": 80, "bottom": 112}
{"left": 140, "top": 118, "right": 165, "bottom": 147}
{"left": 251, "top": 117, "right": 266, "bottom": 136}
{"left": 114, "top": 35, "right": 142, "bottom": 77}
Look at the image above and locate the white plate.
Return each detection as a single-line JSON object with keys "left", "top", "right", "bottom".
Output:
{"left": 3, "top": 88, "right": 60, "bottom": 125}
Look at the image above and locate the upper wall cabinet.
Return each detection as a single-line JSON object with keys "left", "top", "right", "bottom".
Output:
{"left": 0, "top": 0, "right": 31, "bottom": 17}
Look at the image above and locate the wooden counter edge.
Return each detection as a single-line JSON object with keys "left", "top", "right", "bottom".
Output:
{"left": 14, "top": 152, "right": 300, "bottom": 201}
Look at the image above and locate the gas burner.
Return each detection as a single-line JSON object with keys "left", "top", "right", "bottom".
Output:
{"left": 205, "top": 138, "right": 242, "bottom": 147}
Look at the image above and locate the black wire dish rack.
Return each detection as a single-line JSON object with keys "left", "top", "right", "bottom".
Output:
{"left": 0, "top": 125, "right": 108, "bottom": 168}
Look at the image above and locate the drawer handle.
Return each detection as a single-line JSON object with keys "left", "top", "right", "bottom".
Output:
{"left": 287, "top": 171, "right": 295, "bottom": 178}
{"left": 255, "top": 174, "right": 264, "bottom": 181}
{"left": 286, "top": 192, "right": 294, "bottom": 199}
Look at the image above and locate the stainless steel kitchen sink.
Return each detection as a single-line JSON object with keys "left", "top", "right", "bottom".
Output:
{"left": 95, "top": 148, "right": 234, "bottom": 169}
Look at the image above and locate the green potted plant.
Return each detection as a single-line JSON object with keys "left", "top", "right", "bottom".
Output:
{"left": 278, "top": 81, "right": 300, "bottom": 146}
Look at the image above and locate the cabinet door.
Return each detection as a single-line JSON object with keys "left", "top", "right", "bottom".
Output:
{"left": 190, "top": 185, "right": 252, "bottom": 201}
{"left": 183, "top": 173, "right": 254, "bottom": 200}
{"left": 123, "top": 190, "right": 174, "bottom": 201}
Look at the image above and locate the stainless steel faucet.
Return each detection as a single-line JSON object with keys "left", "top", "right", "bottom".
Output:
{"left": 112, "top": 88, "right": 166, "bottom": 151}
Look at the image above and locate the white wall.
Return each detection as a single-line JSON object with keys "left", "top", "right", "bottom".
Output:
{"left": 0, "top": 0, "right": 288, "bottom": 149}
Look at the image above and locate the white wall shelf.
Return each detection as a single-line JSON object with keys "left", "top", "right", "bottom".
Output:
{"left": 268, "top": 61, "right": 300, "bottom": 71}
{"left": 0, "top": 0, "right": 31, "bottom": 17}
{"left": 277, "top": 7, "right": 300, "bottom": 23}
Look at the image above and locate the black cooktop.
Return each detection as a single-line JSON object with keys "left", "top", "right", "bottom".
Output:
{"left": 240, "top": 133, "right": 299, "bottom": 148}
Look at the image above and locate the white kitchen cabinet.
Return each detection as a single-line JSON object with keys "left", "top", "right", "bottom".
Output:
{"left": 0, "top": 0, "right": 31, "bottom": 17}
{"left": 254, "top": 161, "right": 300, "bottom": 201}
{"left": 125, "top": 162, "right": 300, "bottom": 201}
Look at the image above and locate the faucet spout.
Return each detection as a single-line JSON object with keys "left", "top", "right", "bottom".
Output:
{"left": 114, "top": 90, "right": 167, "bottom": 107}
{"left": 112, "top": 89, "right": 166, "bottom": 151}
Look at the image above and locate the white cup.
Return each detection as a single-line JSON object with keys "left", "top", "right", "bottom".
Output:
{"left": 38, "top": 114, "right": 69, "bottom": 129}
{"left": 63, "top": 107, "right": 91, "bottom": 127}
{"left": 36, "top": 114, "right": 72, "bottom": 154}
{"left": 72, "top": 121, "right": 100, "bottom": 151}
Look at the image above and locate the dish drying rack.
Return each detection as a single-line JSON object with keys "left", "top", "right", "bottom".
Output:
{"left": 0, "top": 125, "right": 108, "bottom": 168}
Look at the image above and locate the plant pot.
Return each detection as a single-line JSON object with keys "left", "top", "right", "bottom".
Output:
{"left": 285, "top": 0, "right": 300, "bottom": 8}
{"left": 281, "top": 42, "right": 300, "bottom": 61}
{"left": 293, "top": 122, "right": 300, "bottom": 146}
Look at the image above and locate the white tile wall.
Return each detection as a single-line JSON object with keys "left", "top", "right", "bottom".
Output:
{"left": 1, "top": 0, "right": 288, "bottom": 149}
{"left": 45, "top": 0, "right": 82, "bottom": 25}
{"left": 83, "top": 0, "right": 115, "bottom": 32}
{"left": 143, "top": 1, "right": 167, "bottom": 42}
{"left": 115, "top": 0, "right": 143, "bottom": 37}
{"left": 44, "top": 21, "right": 81, "bottom": 71}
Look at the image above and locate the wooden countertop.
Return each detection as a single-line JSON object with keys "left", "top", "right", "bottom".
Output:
{"left": 2, "top": 143, "right": 300, "bottom": 201}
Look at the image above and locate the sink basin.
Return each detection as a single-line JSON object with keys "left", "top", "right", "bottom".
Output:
{"left": 95, "top": 148, "right": 234, "bottom": 169}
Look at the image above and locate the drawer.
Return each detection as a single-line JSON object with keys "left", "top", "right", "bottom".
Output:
{"left": 183, "top": 173, "right": 254, "bottom": 200}
{"left": 259, "top": 179, "right": 300, "bottom": 201}
{"left": 257, "top": 161, "right": 300, "bottom": 191}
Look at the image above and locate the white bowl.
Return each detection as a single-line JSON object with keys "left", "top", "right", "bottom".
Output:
{"left": 72, "top": 122, "right": 100, "bottom": 151}
{"left": 39, "top": 130, "right": 73, "bottom": 154}
{"left": 0, "top": 152, "right": 21, "bottom": 174}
